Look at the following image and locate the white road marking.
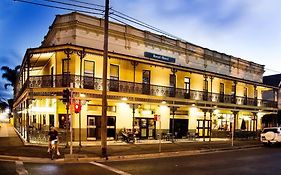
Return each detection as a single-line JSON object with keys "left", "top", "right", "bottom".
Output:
{"left": 15, "top": 161, "right": 28, "bottom": 175}
{"left": 90, "top": 161, "right": 131, "bottom": 175}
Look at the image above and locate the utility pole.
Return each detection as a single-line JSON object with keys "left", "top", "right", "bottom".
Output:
{"left": 101, "top": 0, "right": 109, "bottom": 158}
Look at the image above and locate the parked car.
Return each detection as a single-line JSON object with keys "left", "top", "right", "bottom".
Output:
{"left": 260, "top": 127, "right": 281, "bottom": 145}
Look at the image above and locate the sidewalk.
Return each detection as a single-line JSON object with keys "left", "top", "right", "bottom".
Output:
{"left": 0, "top": 123, "right": 262, "bottom": 161}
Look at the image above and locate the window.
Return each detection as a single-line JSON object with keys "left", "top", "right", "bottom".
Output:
{"left": 244, "top": 87, "right": 248, "bottom": 97}
{"left": 84, "top": 60, "right": 95, "bottom": 89}
{"left": 219, "top": 83, "right": 224, "bottom": 102}
{"left": 62, "top": 59, "right": 70, "bottom": 87}
{"left": 62, "top": 59, "right": 70, "bottom": 74}
{"left": 109, "top": 64, "right": 119, "bottom": 91}
{"left": 184, "top": 77, "right": 190, "bottom": 99}
{"left": 142, "top": 70, "right": 151, "bottom": 95}
{"left": 231, "top": 83, "right": 236, "bottom": 95}
{"left": 244, "top": 87, "right": 248, "bottom": 105}
{"left": 169, "top": 74, "right": 176, "bottom": 97}
{"left": 84, "top": 60, "right": 95, "bottom": 77}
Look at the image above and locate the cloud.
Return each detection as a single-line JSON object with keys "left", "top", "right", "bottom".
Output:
{"left": 110, "top": 0, "right": 281, "bottom": 75}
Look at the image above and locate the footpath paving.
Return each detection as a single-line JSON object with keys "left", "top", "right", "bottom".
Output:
{"left": 0, "top": 123, "right": 263, "bottom": 162}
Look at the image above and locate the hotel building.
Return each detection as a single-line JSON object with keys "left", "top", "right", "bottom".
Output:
{"left": 13, "top": 12, "right": 278, "bottom": 143}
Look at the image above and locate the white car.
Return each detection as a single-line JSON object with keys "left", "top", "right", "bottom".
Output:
{"left": 261, "top": 127, "right": 281, "bottom": 145}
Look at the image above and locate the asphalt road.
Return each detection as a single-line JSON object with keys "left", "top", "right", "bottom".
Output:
{"left": 2, "top": 146, "right": 281, "bottom": 175}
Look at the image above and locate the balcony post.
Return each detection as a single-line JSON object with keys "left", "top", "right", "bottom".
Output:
{"left": 254, "top": 85, "right": 257, "bottom": 106}
{"left": 209, "top": 109, "right": 213, "bottom": 142}
{"left": 64, "top": 49, "right": 74, "bottom": 87}
{"left": 171, "top": 103, "right": 176, "bottom": 143}
{"left": 77, "top": 49, "right": 86, "bottom": 148}
{"left": 131, "top": 61, "right": 138, "bottom": 140}
{"left": 232, "top": 81, "right": 237, "bottom": 104}
{"left": 232, "top": 111, "right": 238, "bottom": 132}
{"left": 77, "top": 48, "right": 86, "bottom": 89}
{"left": 203, "top": 75, "right": 208, "bottom": 101}
{"left": 26, "top": 53, "right": 31, "bottom": 143}
{"left": 210, "top": 76, "right": 213, "bottom": 102}
{"left": 202, "top": 109, "right": 207, "bottom": 142}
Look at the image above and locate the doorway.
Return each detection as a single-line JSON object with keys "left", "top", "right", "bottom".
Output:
{"left": 87, "top": 115, "right": 116, "bottom": 140}
{"left": 170, "top": 119, "right": 189, "bottom": 138}
{"left": 135, "top": 118, "right": 155, "bottom": 139}
{"left": 197, "top": 119, "right": 211, "bottom": 138}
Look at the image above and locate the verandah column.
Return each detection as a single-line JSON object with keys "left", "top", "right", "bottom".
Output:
{"left": 209, "top": 109, "right": 213, "bottom": 142}
{"left": 202, "top": 109, "right": 207, "bottom": 142}
{"left": 131, "top": 61, "right": 138, "bottom": 141}
{"left": 232, "top": 111, "right": 239, "bottom": 136}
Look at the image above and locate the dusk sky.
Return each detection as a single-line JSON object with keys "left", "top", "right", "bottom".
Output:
{"left": 1, "top": 0, "right": 281, "bottom": 99}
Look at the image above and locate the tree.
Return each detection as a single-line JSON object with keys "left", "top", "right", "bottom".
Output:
{"left": 0, "top": 100, "right": 8, "bottom": 113}
{"left": 1, "top": 65, "right": 21, "bottom": 90}
{"left": 1, "top": 65, "right": 20, "bottom": 117}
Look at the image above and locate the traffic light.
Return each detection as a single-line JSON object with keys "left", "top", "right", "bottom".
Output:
{"left": 74, "top": 103, "right": 82, "bottom": 113}
{"left": 62, "top": 89, "right": 70, "bottom": 103}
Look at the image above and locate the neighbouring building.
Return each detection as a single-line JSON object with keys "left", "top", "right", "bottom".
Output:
{"left": 13, "top": 12, "right": 278, "bottom": 144}
{"left": 262, "top": 74, "right": 281, "bottom": 127}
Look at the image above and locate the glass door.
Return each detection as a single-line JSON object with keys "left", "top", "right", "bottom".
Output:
{"left": 197, "top": 119, "right": 211, "bottom": 138}
{"left": 87, "top": 116, "right": 97, "bottom": 140}
{"left": 137, "top": 118, "right": 155, "bottom": 139}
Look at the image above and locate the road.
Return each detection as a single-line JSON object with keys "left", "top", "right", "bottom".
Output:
{"left": 1, "top": 146, "right": 281, "bottom": 175}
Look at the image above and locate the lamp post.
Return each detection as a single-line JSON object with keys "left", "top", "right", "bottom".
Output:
{"left": 101, "top": 0, "right": 109, "bottom": 158}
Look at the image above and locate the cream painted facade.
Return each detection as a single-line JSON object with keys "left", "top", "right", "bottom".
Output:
{"left": 14, "top": 12, "right": 278, "bottom": 143}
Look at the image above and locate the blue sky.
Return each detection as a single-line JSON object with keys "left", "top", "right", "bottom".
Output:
{"left": 0, "top": 0, "right": 281, "bottom": 99}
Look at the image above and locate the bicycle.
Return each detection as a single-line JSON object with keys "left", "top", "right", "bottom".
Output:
{"left": 50, "top": 139, "right": 58, "bottom": 160}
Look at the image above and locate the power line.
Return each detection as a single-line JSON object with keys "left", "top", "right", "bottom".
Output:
{"left": 66, "top": 0, "right": 104, "bottom": 8}
{"left": 111, "top": 9, "right": 184, "bottom": 41}
{"left": 14, "top": 0, "right": 277, "bottom": 75}
{"left": 14, "top": 0, "right": 103, "bottom": 16}
{"left": 43, "top": 0, "right": 104, "bottom": 12}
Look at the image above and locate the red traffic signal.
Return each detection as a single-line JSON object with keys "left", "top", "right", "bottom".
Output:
{"left": 74, "top": 103, "right": 82, "bottom": 113}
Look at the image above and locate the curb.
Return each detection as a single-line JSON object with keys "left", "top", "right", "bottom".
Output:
{"left": 0, "top": 144, "right": 262, "bottom": 163}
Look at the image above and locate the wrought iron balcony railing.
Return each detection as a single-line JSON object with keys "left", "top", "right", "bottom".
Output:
{"left": 15, "top": 74, "right": 278, "bottom": 108}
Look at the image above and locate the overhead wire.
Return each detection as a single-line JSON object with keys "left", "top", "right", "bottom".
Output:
{"left": 43, "top": 0, "right": 104, "bottom": 12}
{"left": 13, "top": 0, "right": 280, "bottom": 75}
{"left": 14, "top": 0, "right": 103, "bottom": 16}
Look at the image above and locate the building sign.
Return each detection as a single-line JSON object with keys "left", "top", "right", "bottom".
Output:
{"left": 144, "top": 52, "right": 176, "bottom": 63}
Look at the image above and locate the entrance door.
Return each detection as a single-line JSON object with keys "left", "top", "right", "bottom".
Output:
{"left": 197, "top": 119, "right": 211, "bottom": 138}
{"left": 87, "top": 116, "right": 96, "bottom": 140}
{"left": 142, "top": 70, "right": 151, "bottom": 95}
{"left": 87, "top": 115, "right": 116, "bottom": 140}
{"left": 170, "top": 119, "right": 189, "bottom": 138}
{"left": 138, "top": 118, "right": 155, "bottom": 139}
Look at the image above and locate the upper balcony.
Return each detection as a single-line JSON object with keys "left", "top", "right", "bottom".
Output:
{"left": 15, "top": 74, "right": 278, "bottom": 109}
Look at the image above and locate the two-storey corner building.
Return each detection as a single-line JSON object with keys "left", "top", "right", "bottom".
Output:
{"left": 13, "top": 12, "right": 278, "bottom": 144}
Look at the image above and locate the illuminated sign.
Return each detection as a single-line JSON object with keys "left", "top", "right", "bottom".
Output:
{"left": 144, "top": 52, "right": 175, "bottom": 63}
